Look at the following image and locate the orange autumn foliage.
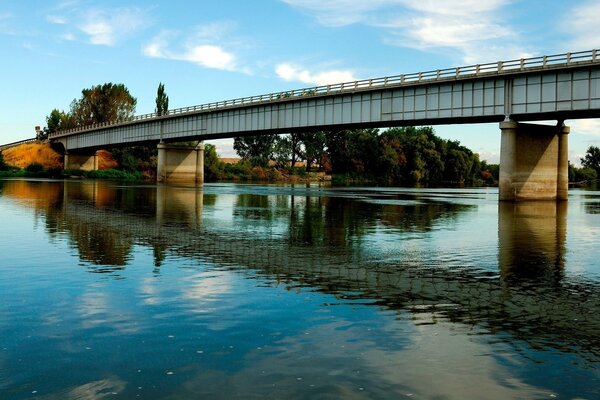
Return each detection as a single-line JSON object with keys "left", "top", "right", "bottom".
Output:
{"left": 2, "top": 142, "right": 63, "bottom": 169}
{"left": 2, "top": 143, "right": 119, "bottom": 171}
{"left": 97, "top": 149, "right": 118, "bottom": 170}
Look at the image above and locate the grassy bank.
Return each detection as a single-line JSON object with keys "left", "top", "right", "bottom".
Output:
{"left": 0, "top": 167, "right": 143, "bottom": 181}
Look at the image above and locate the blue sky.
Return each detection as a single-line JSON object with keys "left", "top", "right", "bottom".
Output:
{"left": 0, "top": 0, "right": 599, "bottom": 163}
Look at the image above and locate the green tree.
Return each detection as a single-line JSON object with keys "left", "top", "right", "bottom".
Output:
{"left": 581, "top": 146, "right": 600, "bottom": 175}
{"left": 377, "top": 129, "right": 407, "bottom": 184}
{"left": 70, "top": 83, "right": 137, "bottom": 126}
{"left": 0, "top": 152, "right": 8, "bottom": 171}
{"left": 203, "top": 143, "right": 223, "bottom": 181}
{"left": 272, "top": 135, "right": 292, "bottom": 168}
{"left": 233, "top": 135, "right": 276, "bottom": 167}
{"left": 300, "top": 131, "right": 326, "bottom": 171}
{"left": 46, "top": 109, "right": 62, "bottom": 134}
{"left": 155, "top": 82, "right": 169, "bottom": 116}
{"left": 326, "top": 129, "right": 379, "bottom": 175}
{"left": 569, "top": 162, "right": 598, "bottom": 183}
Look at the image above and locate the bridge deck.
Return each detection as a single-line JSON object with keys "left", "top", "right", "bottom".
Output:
{"left": 4, "top": 50, "right": 599, "bottom": 151}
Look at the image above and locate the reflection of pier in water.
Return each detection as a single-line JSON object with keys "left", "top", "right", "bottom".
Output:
{"left": 2, "top": 180, "right": 599, "bottom": 361}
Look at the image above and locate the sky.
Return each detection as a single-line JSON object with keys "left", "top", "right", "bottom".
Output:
{"left": 0, "top": 0, "right": 599, "bottom": 163}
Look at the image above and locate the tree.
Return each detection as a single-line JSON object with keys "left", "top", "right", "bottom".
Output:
{"left": 272, "top": 135, "right": 292, "bottom": 168}
{"left": 70, "top": 83, "right": 137, "bottom": 126}
{"left": 0, "top": 152, "right": 8, "bottom": 171}
{"left": 300, "top": 131, "right": 326, "bottom": 171}
{"left": 203, "top": 143, "right": 223, "bottom": 181}
{"left": 233, "top": 135, "right": 276, "bottom": 167}
{"left": 581, "top": 146, "right": 600, "bottom": 175}
{"left": 155, "top": 82, "right": 169, "bottom": 116}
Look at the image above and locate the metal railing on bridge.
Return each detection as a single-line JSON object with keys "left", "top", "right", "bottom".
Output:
{"left": 48, "top": 49, "right": 600, "bottom": 138}
{"left": 0, "top": 138, "right": 38, "bottom": 151}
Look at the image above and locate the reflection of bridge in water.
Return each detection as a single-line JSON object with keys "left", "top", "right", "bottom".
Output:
{"left": 2, "top": 180, "right": 599, "bottom": 362}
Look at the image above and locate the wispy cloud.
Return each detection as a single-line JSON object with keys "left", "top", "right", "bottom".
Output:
{"left": 568, "top": 1, "right": 600, "bottom": 50}
{"left": 275, "top": 62, "right": 357, "bottom": 85}
{"left": 44, "top": 3, "right": 149, "bottom": 46}
{"left": 46, "top": 14, "right": 67, "bottom": 24}
{"left": 78, "top": 8, "right": 148, "bottom": 46}
{"left": 281, "top": 0, "right": 530, "bottom": 63}
{"left": 0, "top": 12, "right": 14, "bottom": 34}
{"left": 143, "top": 23, "right": 248, "bottom": 73}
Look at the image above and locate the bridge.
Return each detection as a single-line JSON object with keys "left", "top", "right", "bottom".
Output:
{"left": 5, "top": 49, "right": 600, "bottom": 200}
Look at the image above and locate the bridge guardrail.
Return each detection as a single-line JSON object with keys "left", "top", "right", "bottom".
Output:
{"left": 0, "top": 138, "right": 38, "bottom": 151}
{"left": 48, "top": 49, "right": 599, "bottom": 139}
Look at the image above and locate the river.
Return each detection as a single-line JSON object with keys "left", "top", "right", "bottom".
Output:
{"left": 0, "top": 179, "right": 598, "bottom": 399}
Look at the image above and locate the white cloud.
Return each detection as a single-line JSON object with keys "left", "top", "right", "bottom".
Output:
{"left": 183, "top": 45, "right": 236, "bottom": 70}
{"left": 46, "top": 14, "right": 67, "bottom": 24}
{"left": 569, "top": 119, "right": 600, "bottom": 137}
{"left": 281, "top": 0, "right": 529, "bottom": 63}
{"left": 143, "top": 25, "right": 246, "bottom": 73}
{"left": 568, "top": 1, "right": 600, "bottom": 50}
{"left": 60, "top": 32, "right": 76, "bottom": 41}
{"left": 77, "top": 8, "right": 147, "bottom": 46}
{"left": 275, "top": 62, "right": 357, "bottom": 85}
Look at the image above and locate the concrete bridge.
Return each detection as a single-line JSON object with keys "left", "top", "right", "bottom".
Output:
{"left": 5, "top": 49, "right": 600, "bottom": 200}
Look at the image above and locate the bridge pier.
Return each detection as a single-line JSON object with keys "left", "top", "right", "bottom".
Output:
{"left": 499, "top": 121, "right": 569, "bottom": 201}
{"left": 157, "top": 142, "right": 204, "bottom": 185}
{"left": 64, "top": 150, "right": 99, "bottom": 171}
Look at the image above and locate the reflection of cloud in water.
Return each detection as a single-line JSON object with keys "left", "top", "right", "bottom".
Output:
{"left": 158, "top": 315, "right": 549, "bottom": 399}
{"left": 77, "top": 290, "right": 141, "bottom": 335}
{"left": 36, "top": 377, "right": 126, "bottom": 400}
{"left": 139, "top": 277, "right": 162, "bottom": 305}
{"left": 182, "top": 272, "right": 234, "bottom": 323}
{"left": 373, "top": 318, "right": 547, "bottom": 399}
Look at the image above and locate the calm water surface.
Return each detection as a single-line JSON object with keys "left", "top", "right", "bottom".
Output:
{"left": 0, "top": 179, "right": 598, "bottom": 399}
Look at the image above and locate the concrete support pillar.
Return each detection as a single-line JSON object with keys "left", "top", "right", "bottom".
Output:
{"left": 499, "top": 121, "right": 518, "bottom": 201}
{"left": 196, "top": 141, "right": 205, "bottom": 185}
{"left": 157, "top": 142, "right": 167, "bottom": 183}
{"left": 64, "top": 150, "right": 99, "bottom": 171}
{"left": 557, "top": 125, "right": 570, "bottom": 201}
{"left": 499, "top": 121, "right": 570, "bottom": 201}
{"left": 156, "top": 141, "right": 205, "bottom": 185}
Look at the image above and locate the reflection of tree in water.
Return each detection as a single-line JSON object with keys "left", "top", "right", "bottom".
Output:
{"left": 233, "top": 193, "right": 274, "bottom": 220}
{"left": 584, "top": 201, "right": 600, "bottom": 214}
{"left": 66, "top": 220, "right": 133, "bottom": 268}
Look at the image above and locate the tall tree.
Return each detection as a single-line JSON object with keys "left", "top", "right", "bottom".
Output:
{"left": 581, "top": 146, "right": 600, "bottom": 175}
{"left": 70, "top": 83, "right": 137, "bottom": 126}
{"left": 233, "top": 135, "right": 276, "bottom": 167}
{"left": 300, "top": 132, "right": 326, "bottom": 171}
{"left": 155, "top": 82, "right": 169, "bottom": 116}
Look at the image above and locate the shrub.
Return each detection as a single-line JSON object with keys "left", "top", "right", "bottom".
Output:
{"left": 25, "top": 163, "right": 44, "bottom": 173}
{"left": 0, "top": 152, "right": 7, "bottom": 171}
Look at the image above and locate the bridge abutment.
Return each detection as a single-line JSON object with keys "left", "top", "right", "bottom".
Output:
{"left": 64, "top": 150, "right": 99, "bottom": 171}
{"left": 157, "top": 142, "right": 204, "bottom": 185}
{"left": 499, "top": 121, "right": 569, "bottom": 201}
